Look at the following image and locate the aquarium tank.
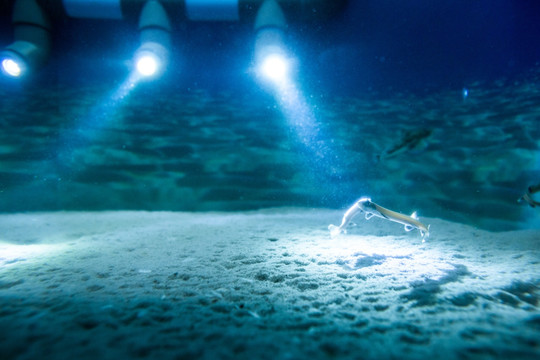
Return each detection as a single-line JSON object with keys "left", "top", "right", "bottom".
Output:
{"left": 0, "top": 1, "right": 539, "bottom": 359}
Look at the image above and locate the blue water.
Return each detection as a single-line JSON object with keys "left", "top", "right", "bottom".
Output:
{"left": 1, "top": 4, "right": 540, "bottom": 360}
{"left": 1, "top": 0, "right": 539, "bottom": 231}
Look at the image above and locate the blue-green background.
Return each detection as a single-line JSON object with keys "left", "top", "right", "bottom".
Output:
{"left": 1, "top": 0, "right": 539, "bottom": 231}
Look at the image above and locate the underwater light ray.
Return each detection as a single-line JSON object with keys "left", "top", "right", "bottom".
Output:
{"left": 275, "top": 79, "right": 325, "bottom": 156}
{"left": 269, "top": 78, "right": 355, "bottom": 205}
{"left": 55, "top": 72, "right": 141, "bottom": 167}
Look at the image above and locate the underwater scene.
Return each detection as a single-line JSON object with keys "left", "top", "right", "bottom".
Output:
{"left": 1, "top": 1, "right": 539, "bottom": 359}
{"left": 1, "top": 72, "right": 539, "bottom": 231}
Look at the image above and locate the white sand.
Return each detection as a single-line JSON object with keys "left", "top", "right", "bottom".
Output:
{"left": 0, "top": 209, "right": 539, "bottom": 359}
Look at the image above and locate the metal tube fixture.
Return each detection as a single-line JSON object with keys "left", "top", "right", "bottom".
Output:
{"left": 253, "top": 0, "right": 291, "bottom": 84}
{"left": 138, "top": 0, "right": 172, "bottom": 46}
{"left": 254, "top": 0, "right": 287, "bottom": 65}
{"left": 1, "top": 0, "right": 51, "bottom": 77}
{"left": 133, "top": 0, "right": 172, "bottom": 78}
{"left": 1, "top": 0, "right": 347, "bottom": 78}
{"left": 254, "top": 0, "right": 286, "bottom": 31}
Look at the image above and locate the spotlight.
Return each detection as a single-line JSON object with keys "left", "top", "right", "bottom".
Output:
{"left": 1, "top": 57, "right": 23, "bottom": 77}
{"left": 136, "top": 54, "right": 158, "bottom": 77}
{"left": 132, "top": 0, "right": 171, "bottom": 80}
{"left": 253, "top": 0, "right": 291, "bottom": 85}
{"left": 1, "top": 0, "right": 51, "bottom": 78}
{"left": 259, "top": 53, "right": 289, "bottom": 83}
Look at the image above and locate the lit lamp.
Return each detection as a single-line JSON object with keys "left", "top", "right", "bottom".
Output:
{"left": 1, "top": 0, "right": 51, "bottom": 78}
{"left": 254, "top": 0, "right": 290, "bottom": 84}
{"left": 133, "top": 0, "right": 172, "bottom": 79}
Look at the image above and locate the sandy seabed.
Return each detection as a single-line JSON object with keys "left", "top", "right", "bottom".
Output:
{"left": 0, "top": 209, "right": 539, "bottom": 360}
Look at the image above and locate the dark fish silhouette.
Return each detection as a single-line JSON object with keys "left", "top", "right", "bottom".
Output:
{"left": 518, "top": 183, "right": 540, "bottom": 207}
{"left": 378, "top": 128, "right": 432, "bottom": 161}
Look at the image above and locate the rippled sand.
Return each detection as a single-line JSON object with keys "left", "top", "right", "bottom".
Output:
{"left": 1, "top": 210, "right": 538, "bottom": 359}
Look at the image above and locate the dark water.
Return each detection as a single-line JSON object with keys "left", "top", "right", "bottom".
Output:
{"left": 1, "top": 1, "right": 539, "bottom": 231}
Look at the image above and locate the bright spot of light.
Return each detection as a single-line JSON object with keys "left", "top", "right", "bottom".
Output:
{"left": 0, "top": 243, "right": 65, "bottom": 268}
{"left": 2, "top": 58, "right": 22, "bottom": 77}
{"left": 136, "top": 54, "right": 159, "bottom": 77}
{"left": 260, "top": 54, "right": 289, "bottom": 84}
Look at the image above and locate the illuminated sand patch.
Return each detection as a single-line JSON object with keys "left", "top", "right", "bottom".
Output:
{"left": 0, "top": 210, "right": 538, "bottom": 359}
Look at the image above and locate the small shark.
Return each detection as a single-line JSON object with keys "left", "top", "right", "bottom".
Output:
{"left": 377, "top": 128, "right": 432, "bottom": 161}
{"left": 518, "top": 183, "right": 540, "bottom": 208}
{"left": 329, "top": 197, "right": 430, "bottom": 241}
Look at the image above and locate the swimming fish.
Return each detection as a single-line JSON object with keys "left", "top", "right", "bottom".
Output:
{"left": 518, "top": 184, "right": 540, "bottom": 208}
{"left": 329, "top": 197, "right": 430, "bottom": 241}
{"left": 377, "top": 128, "right": 432, "bottom": 161}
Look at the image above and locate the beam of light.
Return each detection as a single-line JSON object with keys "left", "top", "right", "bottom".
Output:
{"left": 263, "top": 71, "right": 355, "bottom": 206}
{"left": 54, "top": 71, "right": 141, "bottom": 171}
{"left": 111, "top": 71, "right": 141, "bottom": 101}
{"left": 273, "top": 78, "right": 335, "bottom": 167}
{"left": 1, "top": 58, "right": 22, "bottom": 77}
